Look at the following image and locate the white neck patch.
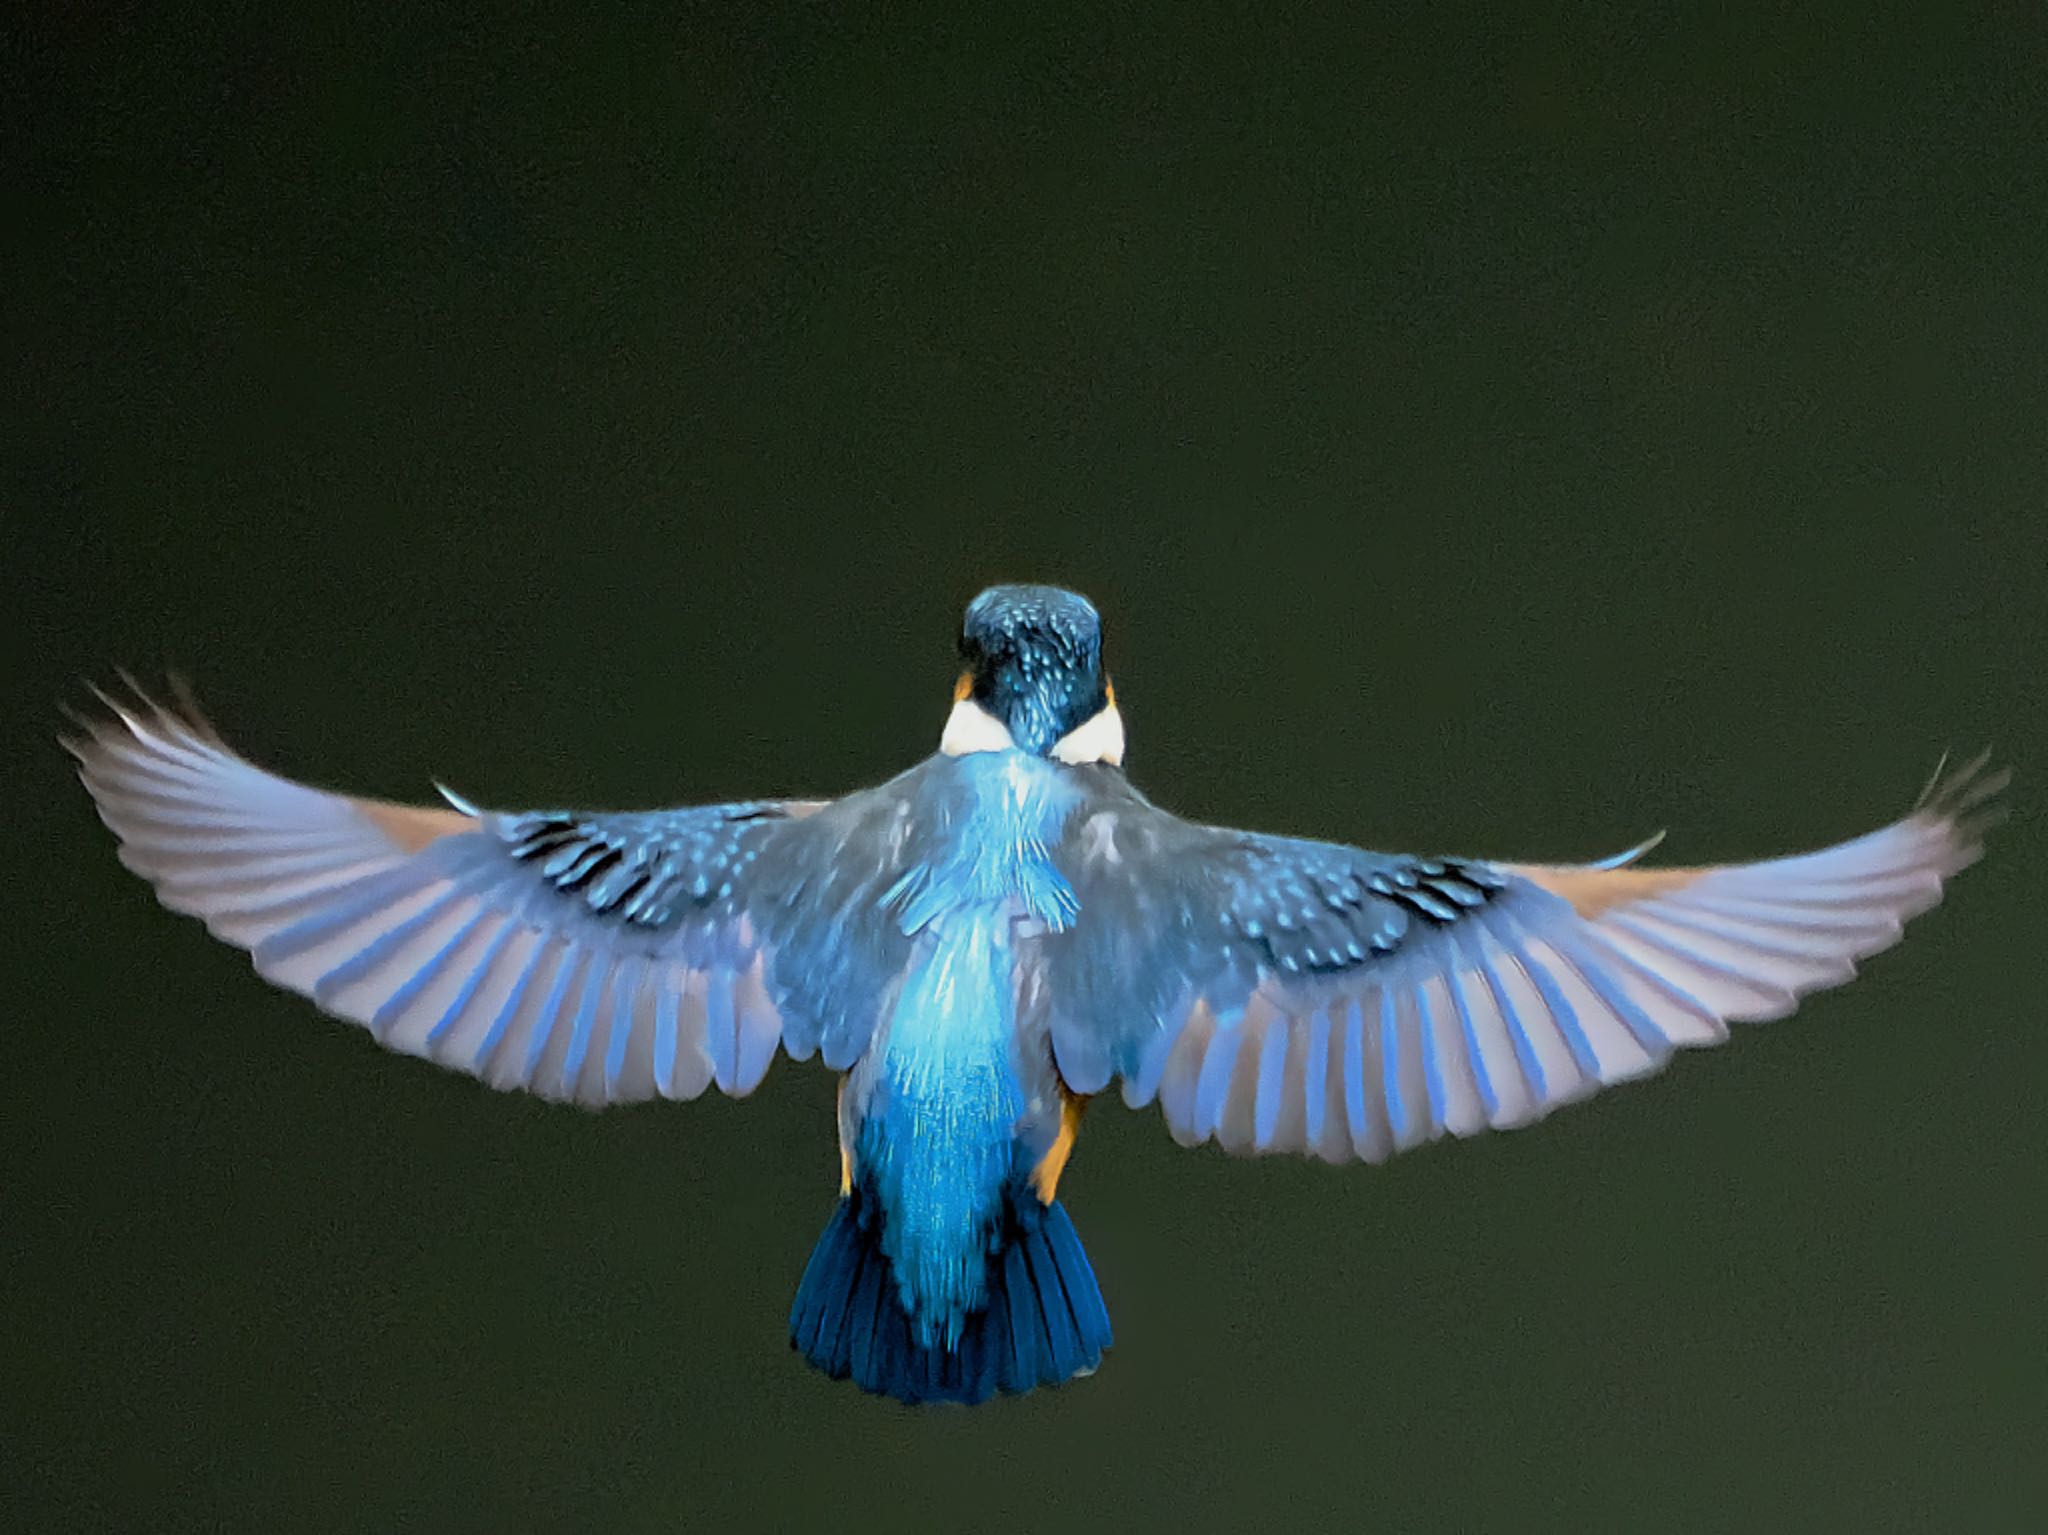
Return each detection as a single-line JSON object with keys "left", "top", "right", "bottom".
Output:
{"left": 1051, "top": 703, "right": 1125, "bottom": 766}
{"left": 939, "top": 698, "right": 1016, "bottom": 756}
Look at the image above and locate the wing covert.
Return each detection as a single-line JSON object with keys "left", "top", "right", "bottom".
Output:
{"left": 1045, "top": 758, "right": 2004, "bottom": 1163}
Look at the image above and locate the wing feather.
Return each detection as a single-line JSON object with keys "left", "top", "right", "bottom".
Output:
{"left": 1050, "top": 755, "right": 2003, "bottom": 1162}
{"left": 65, "top": 683, "right": 874, "bottom": 1107}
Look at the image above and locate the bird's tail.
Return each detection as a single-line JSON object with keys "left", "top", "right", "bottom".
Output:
{"left": 789, "top": 1185, "right": 1112, "bottom": 1406}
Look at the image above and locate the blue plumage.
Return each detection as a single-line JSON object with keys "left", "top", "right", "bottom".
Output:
{"left": 790, "top": 1184, "right": 1111, "bottom": 1406}
{"left": 858, "top": 916, "right": 1022, "bottom": 1345}
{"left": 838, "top": 748, "right": 1086, "bottom": 1362}
{"left": 66, "top": 586, "right": 2004, "bottom": 1407}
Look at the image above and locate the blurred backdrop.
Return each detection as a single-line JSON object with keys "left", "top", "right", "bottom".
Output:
{"left": 6, "top": 3, "right": 2046, "bottom": 1530}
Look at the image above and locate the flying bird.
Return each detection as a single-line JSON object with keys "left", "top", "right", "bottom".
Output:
{"left": 66, "top": 586, "right": 2004, "bottom": 1407}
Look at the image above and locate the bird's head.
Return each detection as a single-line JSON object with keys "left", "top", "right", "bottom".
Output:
{"left": 940, "top": 584, "right": 1124, "bottom": 764}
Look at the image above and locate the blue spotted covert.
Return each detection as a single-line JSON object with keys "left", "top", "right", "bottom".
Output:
{"left": 68, "top": 585, "right": 2005, "bottom": 1406}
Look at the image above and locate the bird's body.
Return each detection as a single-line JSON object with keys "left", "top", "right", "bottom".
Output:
{"left": 842, "top": 749, "right": 1076, "bottom": 1350}
{"left": 67, "top": 586, "right": 2005, "bottom": 1406}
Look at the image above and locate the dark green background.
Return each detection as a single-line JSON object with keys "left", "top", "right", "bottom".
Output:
{"left": 7, "top": 3, "right": 2045, "bottom": 1530}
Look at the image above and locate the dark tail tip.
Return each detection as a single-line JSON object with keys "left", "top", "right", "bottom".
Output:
{"left": 789, "top": 1188, "right": 1112, "bottom": 1407}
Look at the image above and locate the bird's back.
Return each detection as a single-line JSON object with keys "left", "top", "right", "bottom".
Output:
{"left": 838, "top": 751, "right": 1082, "bottom": 1345}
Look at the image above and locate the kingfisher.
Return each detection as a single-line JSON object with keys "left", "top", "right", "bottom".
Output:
{"left": 67, "top": 585, "right": 2003, "bottom": 1407}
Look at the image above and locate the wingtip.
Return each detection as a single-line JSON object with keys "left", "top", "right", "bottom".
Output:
{"left": 1910, "top": 749, "right": 2010, "bottom": 865}
{"left": 66, "top": 669, "right": 228, "bottom": 752}
{"left": 1912, "top": 750, "right": 1953, "bottom": 811}
{"left": 1914, "top": 748, "right": 2007, "bottom": 817}
{"left": 61, "top": 678, "right": 137, "bottom": 758}
{"left": 54, "top": 695, "right": 98, "bottom": 757}
{"left": 164, "top": 668, "right": 228, "bottom": 746}
{"left": 78, "top": 672, "right": 165, "bottom": 740}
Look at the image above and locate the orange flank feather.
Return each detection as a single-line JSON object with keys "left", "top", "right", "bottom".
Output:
{"left": 1031, "top": 1091, "right": 1088, "bottom": 1203}
{"left": 837, "top": 1078, "right": 855, "bottom": 1196}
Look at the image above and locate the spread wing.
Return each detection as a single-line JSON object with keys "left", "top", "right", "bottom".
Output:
{"left": 66, "top": 683, "right": 916, "bottom": 1105}
{"left": 1042, "top": 758, "right": 2004, "bottom": 1161}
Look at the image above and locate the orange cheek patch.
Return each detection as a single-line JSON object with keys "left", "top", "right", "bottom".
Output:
{"left": 954, "top": 671, "right": 973, "bottom": 703}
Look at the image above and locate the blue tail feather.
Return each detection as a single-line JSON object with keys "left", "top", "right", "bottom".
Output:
{"left": 1043, "top": 1201, "right": 1114, "bottom": 1343}
{"left": 790, "top": 1197, "right": 862, "bottom": 1366}
{"left": 790, "top": 1186, "right": 1112, "bottom": 1406}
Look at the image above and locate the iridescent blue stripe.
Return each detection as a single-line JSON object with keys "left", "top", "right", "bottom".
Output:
{"left": 1252, "top": 1019, "right": 1288, "bottom": 1149}
{"left": 1445, "top": 966, "right": 1502, "bottom": 1119}
{"left": 1418, "top": 983, "right": 1451, "bottom": 1129}
{"left": 1381, "top": 989, "right": 1412, "bottom": 1144}
{"left": 705, "top": 965, "right": 739, "bottom": 1093}
{"left": 603, "top": 957, "right": 646, "bottom": 1098}
{"left": 518, "top": 946, "right": 583, "bottom": 1085}
{"left": 1193, "top": 1012, "right": 1245, "bottom": 1142}
{"left": 1513, "top": 941, "right": 1603, "bottom": 1079}
{"left": 1301, "top": 1008, "right": 1331, "bottom": 1147}
{"left": 470, "top": 937, "right": 554, "bottom": 1076}
{"left": 251, "top": 867, "right": 417, "bottom": 963}
{"left": 653, "top": 979, "right": 681, "bottom": 1097}
{"left": 424, "top": 920, "right": 518, "bottom": 1053}
{"left": 370, "top": 906, "right": 488, "bottom": 1040}
{"left": 1341, "top": 997, "right": 1369, "bottom": 1151}
{"left": 557, "top": 954, "right": 610, "bottom": 1095}
{"left": 311, "top": 887, "right": 462, "bottom": 1005}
